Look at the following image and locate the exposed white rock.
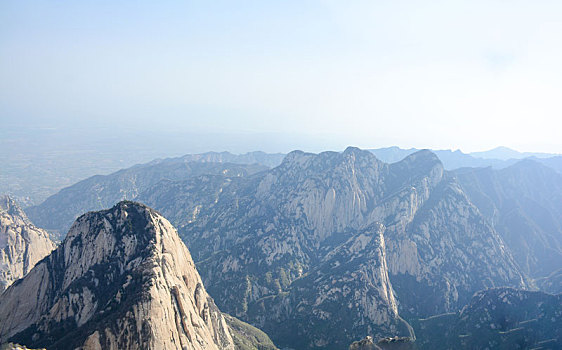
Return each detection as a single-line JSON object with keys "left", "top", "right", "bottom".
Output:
{"left": 0, "top": 201, "right": 237, "bottom": 350}
{"left": 0, "top": 195, "right": 56, "bottom": 292}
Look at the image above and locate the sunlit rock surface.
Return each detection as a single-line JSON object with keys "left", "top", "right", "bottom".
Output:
{"left": 0, "top": 201, "right": 275, "bottom": 350}
{"left": 0, "top": 195, "right": 56, "bottom": 292}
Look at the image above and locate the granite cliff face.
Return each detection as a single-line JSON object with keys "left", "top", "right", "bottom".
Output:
{"left": 0, "top": 201, "right": 276, "bottom": 350}
{"left": 386, "top": 176, "right": 527, "bottom": 317}
{"left": 0, "top": 195, "right": 56, "bottom": 292}
{"left": 256, "top": 224, "right": 413, "bottom": 349}
{"left": 134, "top": 147, "right": 526, "bottom": 348}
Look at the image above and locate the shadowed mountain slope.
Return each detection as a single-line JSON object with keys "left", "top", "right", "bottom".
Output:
{"left": 455, "top": 159, "right": 562, "bottom": 279}
{"left": 413, "top": 288, "right": 562, "bottom": 350}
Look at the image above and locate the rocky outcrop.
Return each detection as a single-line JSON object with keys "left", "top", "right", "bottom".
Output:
{"left": 0, "top": 195, "right": 56, "bottom": 292}
{"left": 349, "top": 336, "right": 416, "bottom": 350}
{"left": 0, "top": 201, "right": 275, "bottom": 350}
{"left": 413, "top": 288, "right": 562, "bottom": 349}
{"left": 349, "top": 336, "right": 381, "bottom": 350}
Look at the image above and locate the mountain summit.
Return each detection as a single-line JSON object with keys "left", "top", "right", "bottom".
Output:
{"left": 0, "top": 201, "right": 275, "bottom": 350}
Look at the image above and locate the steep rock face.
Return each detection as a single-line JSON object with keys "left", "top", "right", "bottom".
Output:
{"left": 385, "top": 177, "right": 527, "bottom": 317}
{"left": 413, "top": 288, "right": 562, "bottom": 349}
{"left": 455, "top": 160, "right": 562, "bottom": 278}
{"left": 0, "top": 195, "right": 56, "bottom": 292}
{"left": 255, "top": 224, "right": 412, "bottom": 350}
{"left": 26, "top": 161, "right": 268, "bottom": 236}
{"left": 134, "top": 148, "right": 526, "bottom": 348}
{"left": 0, "top": 202, "right": 272, "bottom": 350}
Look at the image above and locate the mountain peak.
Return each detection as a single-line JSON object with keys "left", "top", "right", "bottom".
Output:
{"left": 343, "top": 146, "right": 362, "bottom": 154}
{"left": 281, "top": 147, "right": 379, "bottom": 170}
{"left": 393, "top": 149, "right": 443, "bottom": 173}
{"left": 280, "top": 149, "right": 315, "bottom": 165}
{"left": 0, "top": 195, "right": 15, "bottom": 211}
{"left": 0, "top": 203, "right": 242, "bottom": 350}
{"left": 470, "top": 146, "right": 522, "bottom": 160}
{"left": 0, "top": 195, "right": 29, "bottom": 223}
{"left": 501, "top": 158, "right": 562, "bottom": 182}
{"left": 404, "top": 149, "right": 440, "bottom": 163}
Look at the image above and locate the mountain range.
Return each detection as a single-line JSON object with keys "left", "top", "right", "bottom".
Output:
{"left": 7, "top": 145, "right": 560, "bottom": 208}
{"left": 3, "top": 146, "right": 561, "bottom": 349}
{"left": 368, "top": 146, "right": 562, "bottom": 171}
{"left": 25, "top": 159, "right": 269, "bottom": 239}
{"left": 137, "top": 148, "right": 532, "bottom": 349}
{"left": 25, "top": 146, "right": 562, "bottom": 238}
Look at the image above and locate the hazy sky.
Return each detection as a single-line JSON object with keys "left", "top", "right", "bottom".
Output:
{"left": 2, "top": 1, "right": 562, "bottom": 153}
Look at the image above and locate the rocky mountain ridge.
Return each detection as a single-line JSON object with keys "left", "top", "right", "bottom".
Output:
{"left": 369, "top": 146, "right": 562, "bottom": 173}
{"left": 26, "top": 147, "right": 562, "bottom": 238}
{"left": 26, "top": 161, "right": 268, "bottom": 238}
